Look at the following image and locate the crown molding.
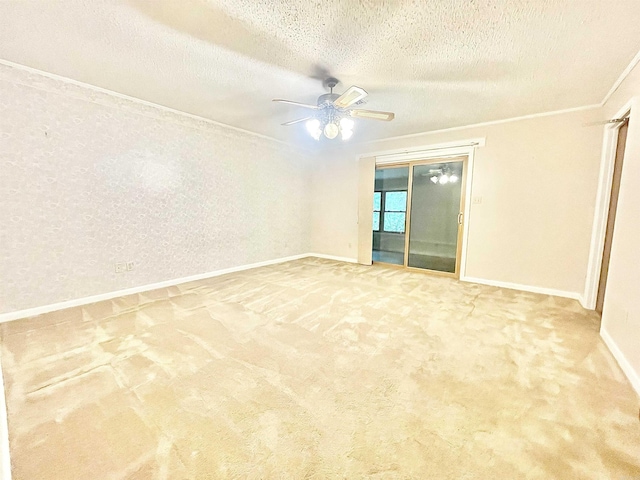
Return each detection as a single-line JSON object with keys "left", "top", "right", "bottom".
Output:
{"left": 0, "top": 58, "right": 293, "bottom": 148}
{"left": 352, "top": 103, "right": 601, "bottom": 146}
{"left": 4, "top": 44, "right": 640, "bottom": 150}
{"left": 326, "top": 46, "right": 640, "bottom": 148}
{"left": 600, "top": 47, "right": 640, "bottom": 107}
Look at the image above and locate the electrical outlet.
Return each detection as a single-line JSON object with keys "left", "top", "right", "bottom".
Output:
{"left": 126, "top": 261, "right": 135, "bottom": 271}
{"left": 472, "top": 196, "right": 483, "bottom": 204}
{"left": 114, "top": 263, "right": 126, "bottom": 273}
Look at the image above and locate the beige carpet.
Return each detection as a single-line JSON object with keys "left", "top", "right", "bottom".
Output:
{"left": 1, "top": 258, "right": 639, "bottom": 479}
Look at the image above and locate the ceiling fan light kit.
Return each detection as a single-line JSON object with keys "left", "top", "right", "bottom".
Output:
{"left": 306, "top": 119, "right": 322, "bottom": 140}
{"left": 273, "top": 77, "right": 395, "bottom": 141}
{"left": 428, "top": 167, "right": 459, "bottom": 185}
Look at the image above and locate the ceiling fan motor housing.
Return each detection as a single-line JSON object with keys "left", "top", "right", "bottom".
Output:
{"left": 317, "top": 93, "right": 340, "bottom": 106}
{"left": 322, "top": 76, "right": 340, "bottom": 91}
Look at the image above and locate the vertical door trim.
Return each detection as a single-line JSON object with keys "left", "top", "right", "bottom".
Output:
{"left": 403, "top": 165, "right": 415, "bottom": 267}
{"left": 595, "top": 118, "right": 628, "bottom": 313}
{"left": 458, "top": 148, "right": 475, "bottom": 280}
{"left": 454, "top": 156, "right": 470, "bottom": 277}
{"left": 357, "top": 157, "right": 376, "bottom": 265}
{"left": 582, "top": 96, "right": 637, "bottom": 310}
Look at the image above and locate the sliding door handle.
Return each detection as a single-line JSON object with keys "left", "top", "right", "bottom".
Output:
{"left": 457, "top": 212, "right": 463, "bottom": 225}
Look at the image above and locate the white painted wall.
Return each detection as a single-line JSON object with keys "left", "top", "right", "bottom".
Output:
{"left": 0, "top": 63, "right": 311, "bottom": 314}
{"left": 310, "top": 107, "right": 604, "bottom": 297}
{"left": 598, "top": 60, "right": 640, "bottom": 394}
{"left": 311, "top": 149, "right": 360, "bottom": 258}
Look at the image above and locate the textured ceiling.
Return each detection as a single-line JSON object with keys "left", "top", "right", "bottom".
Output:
{"left": 1, "top": 0, "right": 640, "bottom": 145}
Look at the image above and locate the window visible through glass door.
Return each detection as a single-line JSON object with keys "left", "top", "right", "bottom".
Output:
{"left": 372, "top": 166, "right": 409, "bottom": 265}
{"left": 373, "top": 191, "right": 407, "bottom": 233}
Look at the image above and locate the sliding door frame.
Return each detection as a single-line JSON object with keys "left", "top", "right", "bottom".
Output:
{"left": 374, "top": 154, "right": 469, "bottom": 279}
{"left": 402, "top": 163, "right": 415, "bottom": 269}
{"left": 363, "top": 138, "right": 482, "bottom": 279}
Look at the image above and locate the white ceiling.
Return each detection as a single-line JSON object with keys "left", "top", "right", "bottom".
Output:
{"left": 1, "top": 1, "right": 640, "bottom": 145}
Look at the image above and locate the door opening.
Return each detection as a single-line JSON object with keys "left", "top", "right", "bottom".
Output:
{"left": 372, "top": 166, "right": 409, "bottom": 266}
{"left": 596, "top": 117, "right": 629, "bottom": 314}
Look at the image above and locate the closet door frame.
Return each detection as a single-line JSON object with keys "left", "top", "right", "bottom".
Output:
{"left": 375, "top": 155, "right": 469, "bottom": 279}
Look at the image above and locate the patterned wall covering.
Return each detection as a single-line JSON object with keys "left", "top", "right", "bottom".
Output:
{"left": 0, "top": 64, "right": 312, "bottom": 313}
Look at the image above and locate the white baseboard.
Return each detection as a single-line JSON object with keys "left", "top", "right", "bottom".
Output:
{"left": 460, "top": 276, "right": 582, "bottom": 301}
{"left": 0, "top": 253, "right": 363, "bottom": 324}
{"left": 577, "top": 295, "right": 589, "bottom": 310}
{"left": 308, "top": 253, "right": 359, "bottom": 264}
{"left": 0, "top": 253, "right": 313, "bottom": 324}
{"left": 0, "top": 256, "right": 584, "bottom": 325}
{"left": 600, "top": 326, "right": 640, "bottom": 397}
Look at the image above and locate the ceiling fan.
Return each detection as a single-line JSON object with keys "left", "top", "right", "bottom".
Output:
{"left": 273, "top": 77, "right": 395, "bottom": 140}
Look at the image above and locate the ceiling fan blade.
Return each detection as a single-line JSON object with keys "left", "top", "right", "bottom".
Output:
{"left": 281, "top": 117, "right": 312, "bottom": 126}
{"left": 333, "top": 86, "right": 368, "bottom": 109}
{"left": 349, "top": 109, "right": 395, "bottom": 121}
{"left": 272, "top": 99, "right": 319, "bottom": 110}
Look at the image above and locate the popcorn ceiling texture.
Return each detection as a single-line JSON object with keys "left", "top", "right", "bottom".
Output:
{"left": 0, "top": 63, "right": 311, "bottom": 313}
{"left": 1, "top": 1, "right": 640, "bottom": 143}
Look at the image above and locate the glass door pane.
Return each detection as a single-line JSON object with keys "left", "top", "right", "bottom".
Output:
{"left": 372, "top": 166, "right": 409, "bottom": 265}
{"left": 408, "top": 160, "right": 464, "bottom": 273}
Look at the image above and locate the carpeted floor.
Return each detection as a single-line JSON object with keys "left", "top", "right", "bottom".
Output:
{"left": 1, "top": 258, "right": 639, "bottom": 479}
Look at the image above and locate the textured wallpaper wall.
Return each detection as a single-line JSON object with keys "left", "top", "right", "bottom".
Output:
{"left": 0, "top": 64, "right": 311, "bottom": 313}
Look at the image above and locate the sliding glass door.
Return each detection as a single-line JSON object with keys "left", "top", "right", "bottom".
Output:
{"left": 372, "top": 156, "right": 467, "bottom": 277}
{"left": 407, "top": 160, "right": 465, "bottom": 273}
{"left": 372, "top": 166, "right": 409, "bottom": 265}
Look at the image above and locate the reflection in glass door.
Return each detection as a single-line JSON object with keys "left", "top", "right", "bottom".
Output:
{"left": 372, "top": 166, "right": 409, "bottom": 265}
{"left": 407, "top": 160, "right": 465, "bottom": 273}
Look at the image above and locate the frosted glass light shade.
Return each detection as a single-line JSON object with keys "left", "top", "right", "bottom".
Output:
{"left": 306, "top": 119, "right": 322, "bottom": 140}
{"left": 324, "top": 122, "right": 339, "bottom": 139}
{"left": 340, "top": 118, "right": 354, "bottom": 130}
